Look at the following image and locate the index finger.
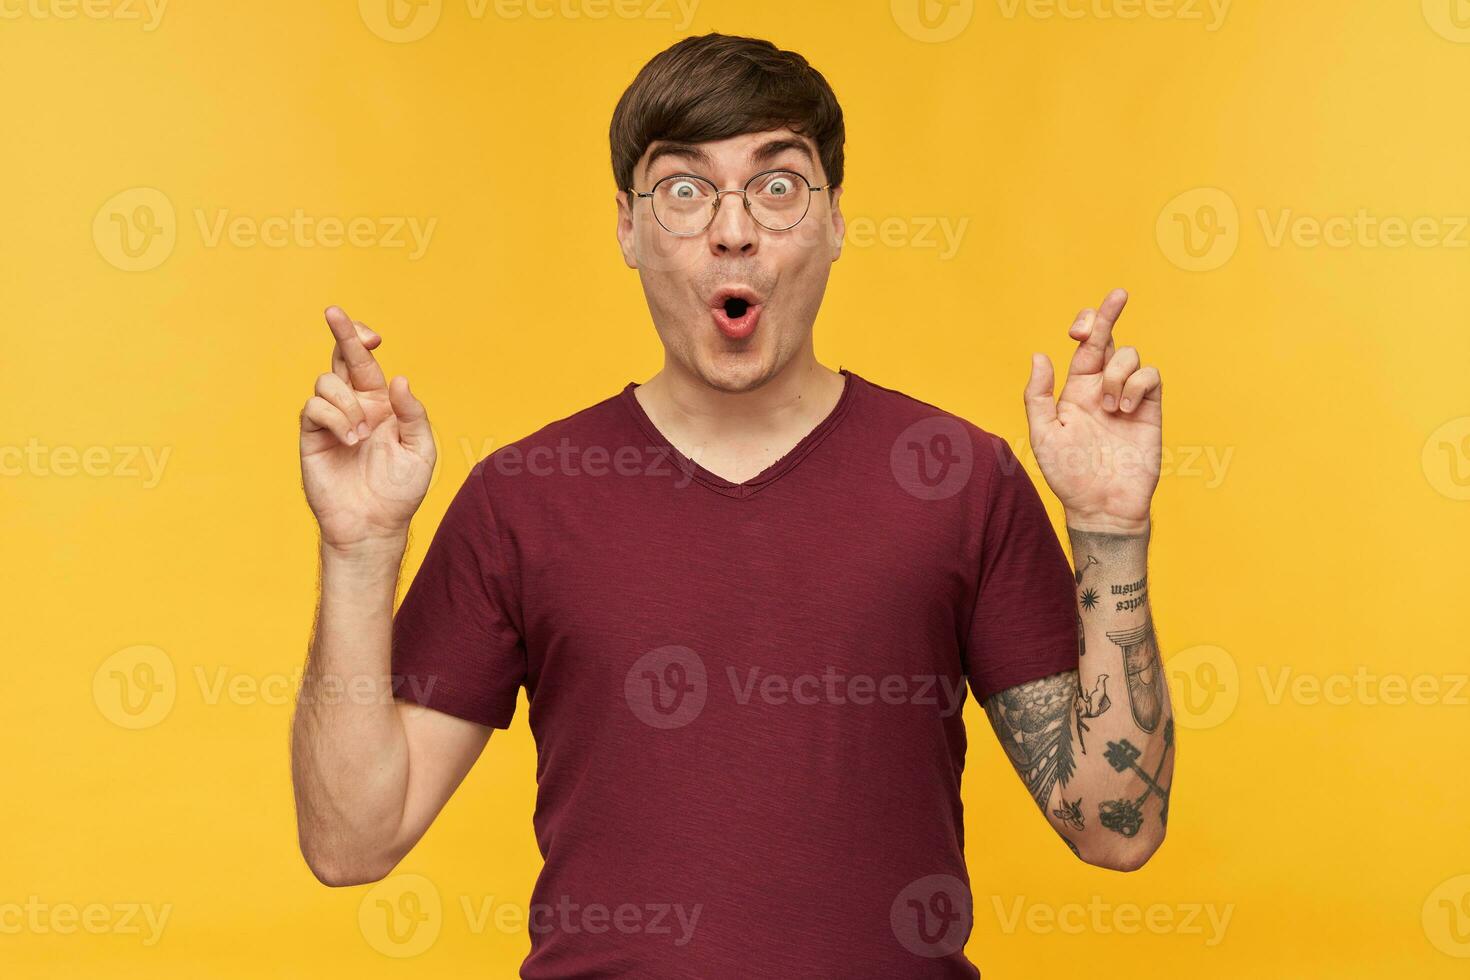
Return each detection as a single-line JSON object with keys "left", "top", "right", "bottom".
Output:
{"left": 325, "top": 306, "right": 386, "bottom": 392}
{"left": 1068, "top": 288, "right": 1128, "bottom": 377}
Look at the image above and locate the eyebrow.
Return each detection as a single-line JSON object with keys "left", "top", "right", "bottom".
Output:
{"left": 641, "top": 137, "right": 817, "bottom": 184}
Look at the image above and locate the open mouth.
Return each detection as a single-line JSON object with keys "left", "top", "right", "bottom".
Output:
{"left": 710, "top": 288, "right": 764, "bottom": 340}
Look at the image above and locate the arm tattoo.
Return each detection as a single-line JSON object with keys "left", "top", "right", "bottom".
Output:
{"left": 1075, "top": 673, "right": 1112, "bottom": 753}
{"left": 1105, "top": 620, "right": 1165, "bottom": 733}
{"left": 1053, "top": 796, "right": 1085, "bottom": 831}
{"left": 983, "top": 671, "right": 1078, "bottom": 808}
{"left": 1098, "top": 719, "right": 1174, "bottom": 838}
{"left": 1075, "top": 554, "right": 1099, "bottom": 657}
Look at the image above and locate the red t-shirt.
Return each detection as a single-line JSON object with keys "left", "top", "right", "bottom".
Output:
{"left": 391, "top": 369, "right": 1078, "bottom": 978}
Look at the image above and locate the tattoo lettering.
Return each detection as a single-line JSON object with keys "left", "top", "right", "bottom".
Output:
{"left": 1106, "top": 621, "right": 1165, "bottom": 733}
{"left": 1053, "top": 797, "right": 1085, "bottom": 831}
{"left": 983, "top": 671, "right": 1078, "bottom": 809}
{"left": 1098, "top": 719, "right": 1174, "bottom": 838}
{"left": 1074, "top": 673, "right": 1112, "bottom": 754}
{"left": 1111, "top": 574, "right": 1148, "bottom": 613}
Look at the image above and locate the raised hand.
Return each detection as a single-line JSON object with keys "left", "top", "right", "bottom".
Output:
{"left": 1023, "top": 288, "right": 1162, "bottom": 534}
{"left": 299, "top": 306, "right": 436, "bottom": 552}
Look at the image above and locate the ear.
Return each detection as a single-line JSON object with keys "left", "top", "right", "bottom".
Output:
{"left": 615, "top": 190, "right": 638, "bottom": 270}
{"left": 828, "top": 185, "right": 845, "bottom": 262}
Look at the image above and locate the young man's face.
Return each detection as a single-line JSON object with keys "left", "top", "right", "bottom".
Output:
{"left": 616, "top": 128, "right": 844, "bottom": 393}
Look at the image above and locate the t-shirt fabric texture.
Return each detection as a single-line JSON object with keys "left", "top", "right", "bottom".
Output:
{"left": 390, "top": 369, "right": 1079, "bottom": 978}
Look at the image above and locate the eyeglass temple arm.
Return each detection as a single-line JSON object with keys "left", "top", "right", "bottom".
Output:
{"left": 626, "top": 185, "right": 831, "bottom": 196}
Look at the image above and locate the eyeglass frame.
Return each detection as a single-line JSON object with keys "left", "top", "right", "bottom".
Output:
{"left": 626, "top": 167, "right": 833, "bottom": 237}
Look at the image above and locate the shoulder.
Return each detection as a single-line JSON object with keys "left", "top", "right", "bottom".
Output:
{"left": 462, "top": 387, "right": 643, "bottom": 505}
{"left": 847, "top": 371, "right": 1021, "bottom": 485}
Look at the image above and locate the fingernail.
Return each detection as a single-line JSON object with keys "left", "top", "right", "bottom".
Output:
{"left": 1121, "top": 398, "right": 1132, "bottom": 412}
{"left": 1103, "top": 394, "right": 1117, "bottom": 411}
{"left": 357, "top": 422, "right": 371, "bottom": 439}
{"left": 346, "top": 430, "right": 359, "bottom": 446}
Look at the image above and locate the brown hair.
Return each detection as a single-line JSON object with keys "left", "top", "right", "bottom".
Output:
{"left": 609, "top": 33, "right": 845, "bottom": 195}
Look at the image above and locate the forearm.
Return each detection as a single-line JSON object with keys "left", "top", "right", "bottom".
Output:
{"left": 290, "top": 536, "right": 413, "bottom": 885}
{"left": 1055, "top": 522, "right": 1175, "bottom": 868}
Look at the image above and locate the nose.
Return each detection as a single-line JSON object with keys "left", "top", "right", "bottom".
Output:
{"left": 706, "top": 189, "right": 758, "bottom": 256}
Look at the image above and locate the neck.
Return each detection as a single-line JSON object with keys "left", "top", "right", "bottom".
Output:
{"left": 634, "top": 348, "right": 847, "bottom": 482}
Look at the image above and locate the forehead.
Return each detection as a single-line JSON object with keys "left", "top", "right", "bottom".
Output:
{"left": 639, "top": 129, "right": 819, "bottom": 181}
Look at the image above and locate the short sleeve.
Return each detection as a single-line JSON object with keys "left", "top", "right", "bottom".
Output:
{"left": 390, "top": 462, "right": 526, "bottom": 728}
{"left": 964, "top": 435, "right": 1079, "bottom": 703}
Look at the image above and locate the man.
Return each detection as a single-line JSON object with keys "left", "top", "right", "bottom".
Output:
{"left": 291, "top": 32, "right": 1174, "bottom": 978}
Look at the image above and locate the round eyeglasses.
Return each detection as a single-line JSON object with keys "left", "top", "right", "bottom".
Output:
{"left": 627, "top": 168, "right": 831, "bottom": 237}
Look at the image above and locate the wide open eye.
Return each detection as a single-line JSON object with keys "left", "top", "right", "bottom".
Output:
{"left": 662, "top": 177, "right": 712, "bottom": 202}
{"left": 751, "top": 171, "right": 801, "bottom": 198}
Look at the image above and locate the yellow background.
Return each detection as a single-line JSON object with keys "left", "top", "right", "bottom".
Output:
{"left": 3, "top": 0, "right": 1468, "bottom": 976}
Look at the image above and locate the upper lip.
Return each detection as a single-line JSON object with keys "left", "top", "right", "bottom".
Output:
{"left": 709, "top": 285, "right": 764, "bottom": 308}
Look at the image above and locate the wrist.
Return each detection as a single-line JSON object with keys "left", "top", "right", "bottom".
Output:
{"left": 1064, "top": 513, "right": 1151, "bottom": 537}
{"left": 319, "top": 532, "right": 408, "bottom": 566}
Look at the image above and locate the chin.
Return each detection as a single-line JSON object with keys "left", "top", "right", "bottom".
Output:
{"left": 692, "top": 346, "right": 777, "bottom": 394}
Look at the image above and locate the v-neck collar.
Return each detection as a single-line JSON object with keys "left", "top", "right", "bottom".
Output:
{"left": 619, "top": 369, "right": 858, "bottom": 500}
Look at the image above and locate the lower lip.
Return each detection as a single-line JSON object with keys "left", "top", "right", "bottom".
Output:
{"left": 711, "top": 303, "right": 763, "bottom": 340}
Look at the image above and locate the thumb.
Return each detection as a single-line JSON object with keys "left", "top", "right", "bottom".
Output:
{"left": 1023, "top": 353, "right": 1059, "bottom": 432}
{"left": 388, "top": 375, "right": 434, "bottom": 458}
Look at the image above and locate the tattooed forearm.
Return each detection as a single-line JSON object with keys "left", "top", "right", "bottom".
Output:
{"left": 1067, "top": 527, "right": 1164, "bottom": 734}
{"left": 982, "top": 670, "right": 1079, "bottom": 808}
{"left": 984, "top": 526, "right": 1174, "bottom": 862}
